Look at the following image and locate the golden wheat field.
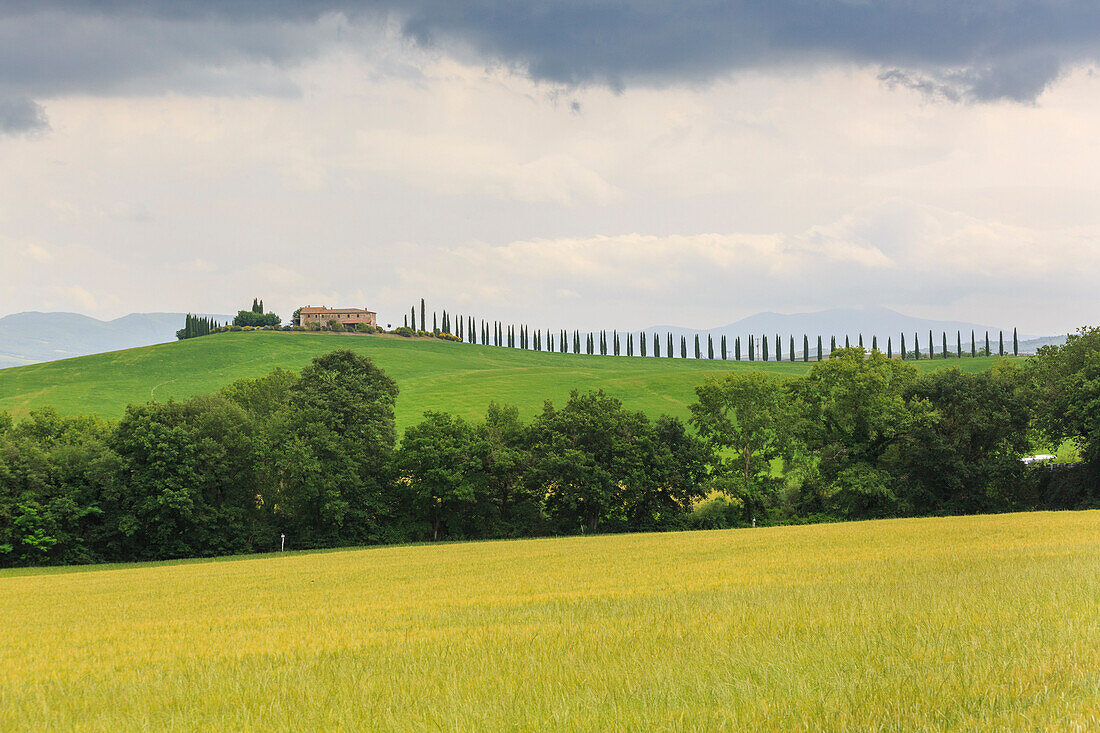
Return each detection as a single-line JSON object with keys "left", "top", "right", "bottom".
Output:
{"left": 1, "top": 512, "right": 1098, "bottom": 731}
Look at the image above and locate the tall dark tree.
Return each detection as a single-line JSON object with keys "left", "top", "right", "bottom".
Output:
{"left": 914, "top": 332, "right": 920, "bottom": 360}
{"left": 830, "top": 336, "right": 836, "bottom": 355}
{"left": 411, "top": 307, "right": 416, "bottom": 330}
{"left": 749, "top": 335, "right": 754, "bottom": 362}
{"left": 790, "top": 335, "right": 795, "bottom": 362}
{"left": 901, "top": 333, "right": 906, "bottom": 360}
{"left": 762, "top": 334, "right": 769, "bottom": 362}
{"left": 858, "top": 334, "right": 864, "bottom": 348}
{"left": 957, "top": 331, "right": 962, "bottom": 359}
{"left": 887, "top": 337, "right": 892, "bottom": 359}
{"left": 929, "top": 330, "right": 934, "bottom": 359}
{"left": 774, "top": 334, "right": 781, "bottom": 362}
{"left": 668, "top": 333, "right": 674, "bottom": 359}
{"left": 999, "top": 331, "right": 1004, "bottom": 357}
{"left": 972, "top": 330, "right": 976, "bottom": 358}
{"left": 641, "top": 332, "right": 648, "bottom": 357}
{"left": 804, "top": 335, "right": 809, "bottom": 362}
{"left": 721, "top": 335, "right": 727, "bottom": 360}
{"left": 681, "top": 335, "right": 688, "bottom": 359}
{"left": 986, "top": 331, "right": 990, "bottom": 356}
{"left": 817, "top": 336, "right": 822, "bottom": 362}
{"left": 627, "top": 332, "right": 633, "bottom": 357}
{"left": 942, "top": 332, "right": 948, "bottom": 359}
{"left": 694, "top": 334, "right": 701, "bottom": 359}
{"left": 420, "top": 298, "right": 425, "bottom": 332}
{"left": 707, "top": 334, "right": 714, "bottom": 360}
{"left": 735, "top": 336, "right": 741, "bottom": 361}
{"left": 1013, "top": 328, "right": 1019, "bottom": 357}
{"left": 654, "top": 332, "right": 661, "bottom": 358}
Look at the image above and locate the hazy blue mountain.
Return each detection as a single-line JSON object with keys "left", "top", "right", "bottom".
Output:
{"left": 0, "top": 312, "right": 233, "bottom": 368}
{"left": 647, "top": 307, "right": 1063, "bottom": 356}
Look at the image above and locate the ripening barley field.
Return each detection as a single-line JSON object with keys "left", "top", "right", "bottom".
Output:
{"left": 2, "top": 512, "right": 1098, "bottom": 730}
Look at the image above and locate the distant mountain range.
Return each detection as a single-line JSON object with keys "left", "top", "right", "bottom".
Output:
{"left": 0, "top": 307, "right": 1070, "bottom": 369}
{"left": 0, "top": 312, "right": 233, "bottom": 369}
{"left": 646, "top": 307, "right": 1066, "bottom": 356}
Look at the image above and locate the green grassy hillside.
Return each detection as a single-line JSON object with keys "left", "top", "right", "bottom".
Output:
{"left": 0, "top": 332, "right": 1005, "bottom": 429}
{"left": 2, "top": 512, "right": 1097, "bottom": 729}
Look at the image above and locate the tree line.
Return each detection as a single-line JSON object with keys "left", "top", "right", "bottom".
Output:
{"left": 406, "top": 300, "right": 1022, "bottom": 360}
{"left": 3, "top": 331, "right": 1097, "bottom": 567}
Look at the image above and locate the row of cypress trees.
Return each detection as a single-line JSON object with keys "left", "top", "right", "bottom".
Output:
{"left": 176, "top": 314, "right": 222, "bottom": 340}
{"left": 406, "top": 302, "right": 1021, "bottom": 360}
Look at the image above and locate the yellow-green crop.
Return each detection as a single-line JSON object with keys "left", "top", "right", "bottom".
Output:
{"left": 2, "top": 511, "right": 1097, "bottom": 730}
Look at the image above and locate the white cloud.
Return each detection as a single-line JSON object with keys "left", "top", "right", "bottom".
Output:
{"left": 53, "top": 285, "right": 97, "bottom": 311}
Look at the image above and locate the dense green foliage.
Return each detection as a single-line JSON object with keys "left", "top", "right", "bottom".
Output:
{"left": 2, "top": 338, "right": 1096, "bottom": 567}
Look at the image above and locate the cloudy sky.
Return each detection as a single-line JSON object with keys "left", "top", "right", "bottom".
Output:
{"left": 2, "top": 1, "right": 1099, "bottom": 333}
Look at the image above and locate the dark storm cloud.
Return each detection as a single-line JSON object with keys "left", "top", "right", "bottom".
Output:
{"left": 0, "top": 96, "right": 48, "bottom": 135}
{"left": 1, "top": 1, "right": 1098, "bottom": 102}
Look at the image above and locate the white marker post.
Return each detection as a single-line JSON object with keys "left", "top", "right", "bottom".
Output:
{"left": 280, "top": 533, "right": 285, "bottom": 552}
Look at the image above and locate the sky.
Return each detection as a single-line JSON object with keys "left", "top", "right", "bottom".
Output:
{"left": 2, "top": 1, "right": 1099, "bottom": 334}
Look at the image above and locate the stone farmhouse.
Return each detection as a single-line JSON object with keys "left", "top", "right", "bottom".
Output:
{"left": 296, "top": 306, "right": 377, "bottom": 329}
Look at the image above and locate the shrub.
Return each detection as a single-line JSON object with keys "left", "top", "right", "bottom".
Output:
{"left": 393, "top": 326, "right": 415, "bottom": 337}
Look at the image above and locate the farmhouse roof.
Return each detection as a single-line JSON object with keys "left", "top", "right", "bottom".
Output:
{"left": 299, "top": 306, "right": 376, "bottom": 315}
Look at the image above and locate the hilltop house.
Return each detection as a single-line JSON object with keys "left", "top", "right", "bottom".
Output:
{"left": 296, "top": 306, "right": 377, "bottom": 329}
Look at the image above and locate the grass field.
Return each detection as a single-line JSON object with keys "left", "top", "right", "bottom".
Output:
{"left": 0, "top": 511, "right": 1096, "bottom": 730}
{"left": 0, "top": 332, "right": 1005, "bottom": 429}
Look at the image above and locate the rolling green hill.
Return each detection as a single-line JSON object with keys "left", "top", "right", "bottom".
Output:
{"left": 0, "top": 332, "right": 1005, "bottom": 429}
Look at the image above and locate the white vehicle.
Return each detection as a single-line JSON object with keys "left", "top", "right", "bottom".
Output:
{"left": 1020, "top": 454, "right": 1057, "bottom": 465}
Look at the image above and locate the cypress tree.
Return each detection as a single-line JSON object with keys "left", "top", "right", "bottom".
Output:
{"left": 420, "top": 299, "right": 425, "bottom": 331}
{"left": 433, "top": 312, "right": 438, "bottom": 333}
{"left": 411, "top": 307, "right": 416, "bottom": 330}
{"left": 844, "top": 335, "right": 850, "bottom": 349}
{"left": 789, "top": 335, "right": 795, "bottom": 362}
{"left": 957, "top": 331, "right": 962, "bottom": 359}
{"left": 888, "top": 337, "right": 892, "bottom": 359}
{"left": 694, "top": 334, "right": 701, "bottom": 359}
{"left": 971, "top": 330, "right": 976, "bottom": 358}
{"left": 1013, "top": 328, "right": 1018, "bottom": 357}
{"left": 774, "top": 334, "right": 781, "bottom": 361}
{"left": 999, "top": 331, "right": 1004, "bottom": 356}
{"left": 871, "top": 335, "right": 878, "bottom": 352}
{"left": 627, "top": 332, "right": 633, "bottom": 357}
{"left": 803, "top": 335, "right": 809, "bottom": 362}
{"left": 707, "top": 334, "right": 714, "bottom": 360}
{"left": 900, "top": 333, "right": 906, "bottom": 360}
{"left": 681, "top": 335, "right": 688, "bottom": 358}
{"left": 259, "top": 299, "right": 264, "bottom": 314}
{"left": 654, "top": 332, "right": 661, "bottom": 358}
{"left": 615, "top": 331, "right": 620, "bottom": 356}
{"left": 914, "top": 333, "right": 920, "bottom": 360}
{"left": 763, "top": 334, "right": 769, "bottom": 361}
{"left": 830, "top": 336, "right": 836, "bottom": 355}
{"left": 817, "top": 335, "right": 822, "bottom": 361}
{"left": 667, "top": 333, "right": 674, "bottom": 359}
{"left": 986, "top": 331, "right": 990, "bottom": 356}
{"left": 641, "top": 332, "right": 647, "bottom": 357}
{"left": 858, "top": 334, "right": 864, "bottom": 348}
{"left": 721, "top": 335, "right": 727, "bottom": 360}
{"left": 252, "top": 298, "right": 259, "bottom": 313}
{"left": 403, "top": 314, "right": 407, "bottom": 328}
{"left": 735, "top": 337, "right": 741, "bottom": 361}
{"left": 929, "top": 330, "right": 933, "bottom": 359}
{"left": 942, "top": 332, "right": 947, "bottom": 359}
